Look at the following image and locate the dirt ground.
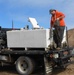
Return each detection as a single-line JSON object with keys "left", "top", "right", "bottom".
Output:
{"left": 0, "top": 60, "right": 74, "bottom": 75}
{"left": 52, "top": 64, "right": 74, "bottom": 75}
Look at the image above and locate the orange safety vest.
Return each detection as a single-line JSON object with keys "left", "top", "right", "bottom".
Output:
{"left": 50, "top": 11, "right": 65, "bottom": 27}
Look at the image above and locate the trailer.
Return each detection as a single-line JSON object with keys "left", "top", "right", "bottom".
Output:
{"left": 0, "top": 17, "right": 73, "bottom": 75}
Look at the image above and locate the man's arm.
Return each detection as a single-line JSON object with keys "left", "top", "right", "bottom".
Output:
{"left": 50, "top": 20, "right": 53, "bottom": 39}
{"left": 50, "top": 17, "right": 54, "bottom": 28}
{"left": 57, "top": 12, "right": 65, "bottom": 20}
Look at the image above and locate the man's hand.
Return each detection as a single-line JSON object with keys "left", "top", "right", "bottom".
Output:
{"left": 56, "top": 18, "right": 59, "bottom": 20}
{"left": 57, "top": 16, "right": 65, "bottom": 20}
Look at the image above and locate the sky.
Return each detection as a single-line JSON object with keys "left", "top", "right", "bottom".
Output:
{"left": 0, "top": 0, "right": 74, "bottom": 29}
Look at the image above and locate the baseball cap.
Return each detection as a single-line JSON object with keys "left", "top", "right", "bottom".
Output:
{"left": 49, "top": 9, "right": 56, "bottom": 14}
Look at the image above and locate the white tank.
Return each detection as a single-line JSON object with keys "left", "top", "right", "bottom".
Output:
{"left": 7, "top": 29, "right": 53, "bottom": 49}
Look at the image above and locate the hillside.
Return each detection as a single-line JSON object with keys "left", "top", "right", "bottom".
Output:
{"left": 68, "top": 29, "right": 74, "bottom": 47}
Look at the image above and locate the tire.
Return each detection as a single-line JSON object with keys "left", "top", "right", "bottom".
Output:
{"left": 16, "top": 56, "right": 34, "bottom": 75}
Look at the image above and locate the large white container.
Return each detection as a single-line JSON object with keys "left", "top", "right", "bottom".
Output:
{"left": 7, "top": 29, "right": 53, "bottom": 48}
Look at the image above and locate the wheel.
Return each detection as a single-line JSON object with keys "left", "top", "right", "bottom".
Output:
{"left": 16, "top": 56, "right": 34, "bottom": 75}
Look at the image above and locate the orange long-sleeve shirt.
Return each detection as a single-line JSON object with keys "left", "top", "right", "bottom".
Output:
{"left": 50, "top": 11, "right": 65, "bottom": 27}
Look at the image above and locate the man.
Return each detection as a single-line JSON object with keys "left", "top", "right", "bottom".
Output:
{"left": 49, "top": 9, "right": 65, "bottom": 49}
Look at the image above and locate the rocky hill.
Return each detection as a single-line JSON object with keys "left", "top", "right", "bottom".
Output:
{"left": 68, "top": 29, "right": 74, "bottom": 47}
